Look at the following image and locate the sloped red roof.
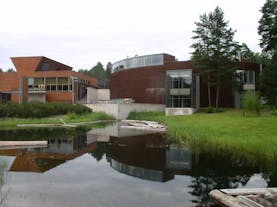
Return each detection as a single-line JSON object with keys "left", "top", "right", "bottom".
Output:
{"left": 11, "top": 56, "right": 43, "bottom": 75}
{"left": 11, "top": 56, "right": 72, "bottom": 75}
{"left": 10, "top": 56, "right": 97, "bottom": 87}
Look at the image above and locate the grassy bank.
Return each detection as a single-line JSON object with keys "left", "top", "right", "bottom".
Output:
{"left": 0, "top": 122, "right": 111, "bottom": 141}
{"left": 128, "top": 110, "right": 277, "bottom": 161}
{"left": 0, "top": 112, "right": 114, "bottom": 130}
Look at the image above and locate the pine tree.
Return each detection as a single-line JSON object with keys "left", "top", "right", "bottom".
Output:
{"left": 261, "top": 58, "right": 277, "bottom": 105}
{"left": 78, "top": 62, "right": 112, "bottom": 88}
{"left": 238, "top": 43, "right": 259, "bottom": 61}
{"left": 191, "top": 6, "right": 239, "bottom": 110}
{"left": 258, "top": 0, "right": 277, "bottom": 106}
{"left": 78, "top": 62, "right": 106, "bottom": 88}
{"left": 258, "top": 0, "right": 277, "bottom": 52}
{"left": 105, "top": 62, "right": 112, "bottom": 88}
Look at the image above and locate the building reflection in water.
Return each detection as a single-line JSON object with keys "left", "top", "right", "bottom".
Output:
{"left": 0, "top": 122, "right": 275, "bottom": 206}
{"left": 0, "top": 134, "right": 97, "bottom": 173}
{"left": 0, "top": 122, "right": 195, "bottom": 182}
{"left": 108, "top": 134, "right": 194, "bottom": 182}
{"left": 0, "top": 122, "right": 268, "bottom": 187}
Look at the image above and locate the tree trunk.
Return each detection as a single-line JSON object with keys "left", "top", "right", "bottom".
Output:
{"left": 216, "top": 86, "right": 219, "bottom": 111}
{"left": 208, "top": 73, "right": 212, "bottom": 107}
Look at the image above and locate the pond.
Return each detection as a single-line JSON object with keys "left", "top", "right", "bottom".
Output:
{"left": 0, "top": 122, "right": 276, "bottom": 207}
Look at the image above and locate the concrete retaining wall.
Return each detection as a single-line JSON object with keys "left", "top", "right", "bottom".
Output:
{"left": 97, "top": 89, "right": 110, "bottom": 101}
{"left": 86, "top": 103, "right": 165, "bottom": 119}
{"left": 87, "top": 87, "right": 97, "bottom": 104}
{"left": 87, "top": 88, "right": 110, "bottom": 104}
{"left": 118, "top": 103, "right": 164, "bottom": 119}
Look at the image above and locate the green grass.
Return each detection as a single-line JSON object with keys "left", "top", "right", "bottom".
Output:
{"left": 64, "top": 112, "right": 113, "bottom": 123}
{"left": 128, "top": 110, "right": 277, "bottom": 162}
{"left": 0, "top": 112, "right": 114, "bottom": 130}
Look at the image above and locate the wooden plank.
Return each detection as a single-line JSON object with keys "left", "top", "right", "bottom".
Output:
{"left": 121, "top": 120, "right": 159, "bottom": 124}
{"left": 17, "top": 124, "right": 64, "bottom": 127}
{"left": 120, "top": 125, "right": 166, "bottom": 132}
{"left": 250, "top": 195, "right": 277, "bottom": 207}
{"left": 209, "top": 190, "right": 250, "bottom": 207}
{"left": 0, "top": 141, "right": 48, "bottom": 149}
{"left": 220, "top": 188, "right": 273, "bottom": 196}
{"left": 17, "top": 120, "right": 115, "bottom": 128}
{"left": 238, "top": 196, "right": 264, "bottom": 207}
{"left": 268, "top": 188, "right": 277, "bottom": 195}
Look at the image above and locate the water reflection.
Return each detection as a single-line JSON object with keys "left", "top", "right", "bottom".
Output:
{"left": 0, "top": 122, "right": 276, "bottom": 207}
{"left": 0, "top": 135, "right": 96, "bottom": 173}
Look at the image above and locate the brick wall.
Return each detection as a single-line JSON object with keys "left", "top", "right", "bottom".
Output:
{"left": 110, "top": 60, "right": 260, "bottom": 107}
{"left": 46, "top": 92, "right": 72, "bottom": 102}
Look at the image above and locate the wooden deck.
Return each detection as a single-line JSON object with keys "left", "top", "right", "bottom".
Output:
{"left": 209, "top": 188, "right": 277, "bottom": 207}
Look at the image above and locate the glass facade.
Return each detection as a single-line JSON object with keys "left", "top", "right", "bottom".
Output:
{"left": 0, "top": 92, "right": 11, "bottom": 102}
{"left": 28, "top": 77, "right": 74, "bottom": 92}
{"left": 112, "top": 54, "right": 164, "bottom": 73}
{"left": 244, "top": 70, "right": 255, "bottom": 84}
{"left": 166, "top": 70, "right": 195, "bottom": 108}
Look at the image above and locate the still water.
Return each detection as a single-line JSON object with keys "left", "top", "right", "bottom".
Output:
{"left": 0, "top": 123, "right": 276, "bottom": 207}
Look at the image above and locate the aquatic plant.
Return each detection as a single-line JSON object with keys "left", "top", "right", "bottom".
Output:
{"left": 128, "top": 110, "right": 277, "bottom": 162}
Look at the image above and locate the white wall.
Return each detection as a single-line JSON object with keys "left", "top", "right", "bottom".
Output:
{"left": 86, "top": 103, "right": 165, "bottom": 119}
{"left": 97, "top": 89, "right": 110, "bottom": 101}
{"left": 87, "top": 88, "right": 110, "bottom": 104}
{"left": 86, "top": 104, "right": 118, "bottom": 118}
{"left": 87, "top": 87, "right": 97, "bottom": 104}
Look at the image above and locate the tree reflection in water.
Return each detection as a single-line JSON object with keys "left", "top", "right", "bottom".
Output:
{"left": 89, "top": 135, "right": 277, "bottom": 206}
{"left": 189, "top": 152, "right": 254, "bottom": 204}
{"left": 0, "top": 125, "right": 275, "bottom": 207}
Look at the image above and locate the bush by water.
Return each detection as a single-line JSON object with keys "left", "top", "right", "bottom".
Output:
{"left": 0, "top": 102, "right": 91, "bottom": 118}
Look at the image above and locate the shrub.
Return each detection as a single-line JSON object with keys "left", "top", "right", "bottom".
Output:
{"left": 67, "top": 112, "right": 78, "bottom": 120}
{"left": 0, "top": 102, "right": 91, "bottom": 118}
{"left": 206, "top": 106, "right": 214, "bottom": 113}
{"left": 242, "top": 91, "right": 262, "bottom": 116}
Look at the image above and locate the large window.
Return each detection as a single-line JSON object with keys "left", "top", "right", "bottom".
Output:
{"left": 0, "top": 92, "right": 11, "bottom": 102}
{"left": 166, "top": 70, "right": 194, "bottom": 108}
{"left": 112, "top": 54, "right": 164, "bottom": 72}
{"left": 28, "top": 77, "right": 72, "bottom": 92}
{"left": 244, "top": 70, "right": 255, "bottom": 84}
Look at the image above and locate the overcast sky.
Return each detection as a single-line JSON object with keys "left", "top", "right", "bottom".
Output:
{"left": 0, "top": 0, "right": 265, "bottom": 71}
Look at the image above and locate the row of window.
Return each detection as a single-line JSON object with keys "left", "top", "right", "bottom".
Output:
{"left": 166, "top": 70, "right": 194, "bottom": 108}
{"left": 112, "top": 54, "right": 164, "bottom": 72}
{"left": 28, "top": 77, "right": 91, "bottom": 86}
{"left": 236, "top": 70, "right": 255, "bottom": 84}
{"left": 167, "top": 96, "right": 192, "bottom": 108}
{"left": 28, "top": 84, "right": 73, "bottom": 92}
{"left": 28, "top": 77, "right": 90, "bottom": 92}
{"left": 0, "top": 92, "right": 11, "bottom": 102}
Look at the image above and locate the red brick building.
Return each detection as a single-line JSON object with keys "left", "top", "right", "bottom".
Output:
{"left": 111, "top": 54, "right": 261, "bottom": 111}
{"left": 0, "top": 56, "right": 97, "bottom": 103}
